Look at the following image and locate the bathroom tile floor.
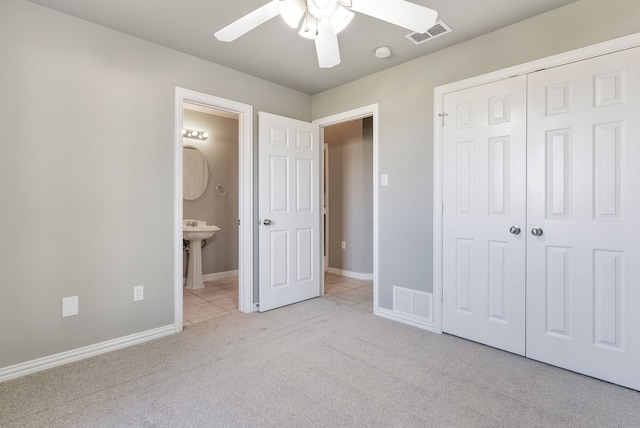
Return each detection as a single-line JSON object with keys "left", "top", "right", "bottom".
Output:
{"left": 183, "top": 276, "right": 239, "bottom": 326}
{"left": 183, "top": 273, "right": 373, "bottom": 327}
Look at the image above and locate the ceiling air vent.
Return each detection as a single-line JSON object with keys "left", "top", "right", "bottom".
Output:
{"left": 405, "top": 20, "right": 452, "bottom": 45}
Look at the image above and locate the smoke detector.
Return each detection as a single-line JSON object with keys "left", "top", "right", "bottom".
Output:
{"left": 375, "top": 46, "right": 391, "bottom": 58}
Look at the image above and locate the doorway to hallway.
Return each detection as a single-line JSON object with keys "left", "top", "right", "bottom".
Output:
{"left": 323, "top": 117, "right": 374, "bottom": 282}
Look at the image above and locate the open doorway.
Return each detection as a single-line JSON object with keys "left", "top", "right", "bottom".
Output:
{"left": 322, "top": 117, "right": 374, "bottom": 312}
{"left": 315, "top": 104, "right": 379, "bottom": 314}
{"left": 174, "top": 88, "right": 253, "bottom": 332}
{"left": 182, "top": 103, "right": 240, "bottom": 326}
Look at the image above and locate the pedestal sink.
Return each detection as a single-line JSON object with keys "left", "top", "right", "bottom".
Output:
{"left": 183, "top": 220, "right": 220, "bottom": 290}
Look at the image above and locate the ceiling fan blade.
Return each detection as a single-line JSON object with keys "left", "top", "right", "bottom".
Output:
{"left": 314, "top": 20, "right": 341, "bottom": 68}
{"left": 350, "top": 0, "right": 438, "bottom": 34}
{"left": 214, "top": 0, "right": 280, "bottom": 42}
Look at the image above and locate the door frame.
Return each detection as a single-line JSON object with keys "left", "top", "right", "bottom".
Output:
{"left": 174, "top": 87, "right": 254, "bottom": 332}
{"left": 314, "top": 104, "right": 379, "bottom": 310}
{"left": 433, "top": 32, "right": 640, "bottom": 334}
{"left": 324, "top": 142, "right": 329, "bottom": 272}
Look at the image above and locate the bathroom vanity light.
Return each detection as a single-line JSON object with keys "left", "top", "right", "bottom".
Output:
{"left": 182, "top": 128, "right": 209, "bottom": 140}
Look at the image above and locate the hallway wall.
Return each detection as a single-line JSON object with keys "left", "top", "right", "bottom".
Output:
{"left": 325, "top": 119, "right": 373, "bottom": 275}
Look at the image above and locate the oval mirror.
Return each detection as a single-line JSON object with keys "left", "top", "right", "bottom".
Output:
{"left": 183, "top": 147, "right": 209, "bottom": 200}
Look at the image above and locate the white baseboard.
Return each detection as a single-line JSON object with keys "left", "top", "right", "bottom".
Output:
{"left": 202, "top": 270, "right": 238, "bottom": 282}
{"left": 183, "top": 269, "right": 238, "bottom": 285}
{"left": 326, "top": 267, "right": 373, "bottom": 281}
{"left": 0, "top": 324, "right": 176, "bottom": 383}
{"left": 376, "top": 307, "right": 435, "bottom": 332}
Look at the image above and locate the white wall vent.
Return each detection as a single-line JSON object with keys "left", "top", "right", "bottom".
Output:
{"left": 393, "top": 286, "right": 432, "bottom": 324}
{"left": 405, "top": 20, "right": 452, "bottom": 45}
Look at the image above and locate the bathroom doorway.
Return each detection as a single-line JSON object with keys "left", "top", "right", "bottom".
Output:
{"left": 174, "top": 88, "right": 253, "bottom": 332}
{"left": 182, "top": 103, "right": 240, "bottom": 326}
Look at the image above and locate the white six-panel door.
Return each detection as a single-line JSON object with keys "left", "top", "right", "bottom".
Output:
{"left": 526, "top": 47, "right": 640, "bottom": 390}
{"left": 442, "top": 47, "right": 640, "bottom": 390}
{"left": 442, "top": 76, "right": 528, "bottom": 355}
{"left": 258, "top": 112, "right": 321, "bottom": 312}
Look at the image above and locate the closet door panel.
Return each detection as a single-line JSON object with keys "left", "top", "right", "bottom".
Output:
{"left": 442, "top": 76, "right": 527, "bottom": 355}
{"left": 526, "top": 47, "right": 640, "bottom": 391}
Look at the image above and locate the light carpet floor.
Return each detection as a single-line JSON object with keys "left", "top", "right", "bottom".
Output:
{"left": 1, "top": 298, "right": 639, "bottom": 427}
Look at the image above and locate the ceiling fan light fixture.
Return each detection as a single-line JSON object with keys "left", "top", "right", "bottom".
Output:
{"left": 298, "top": 13, "right": 320, "bottom": 39}
{"left": 278, "top": 0, "right": 305, "bottom": 28}
{"left": 307, "top": 0, "right": 338, "bottom": 20}
{"left": 215, "top": 0, "right": 439, "bottom": 70}
{"left": 329, "top": 4, "right": 354, "bottom": 34}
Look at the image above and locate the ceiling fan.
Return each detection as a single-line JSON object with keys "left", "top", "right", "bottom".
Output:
{"left": 214, "top": 0, "right": 437, "bottom": 68}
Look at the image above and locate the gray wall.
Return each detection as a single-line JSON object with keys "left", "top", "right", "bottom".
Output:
{"left": 183, "top": 110, "right": 238, "bottom": 277}
{"left": 2, "top": 0, "right": 639, "bottom": 371}
{"left": 0, "top": 0, "right": 310, "bottom": 368}
{"left": 325, "top": 119, "right": 373, "bottom": 275}
{"left": 311, "top": 0, "right": 640, "bottom": 310}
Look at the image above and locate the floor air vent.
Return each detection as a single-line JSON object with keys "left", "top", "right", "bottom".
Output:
{"left": 393, "top": 286, "right": 432, "bottom": 323}
{"left": 405, "top": 20, "right": 452, "bottom": 45}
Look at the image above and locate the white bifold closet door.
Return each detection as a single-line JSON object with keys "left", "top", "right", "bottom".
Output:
{"left": 442, "top": 76, "right": 528, "bottom": 356}
{"left": 442, "top": 46, "right": 640, "bottom": 390}
{"left": 526, "top": 47, "right": 640, "bottom": 390}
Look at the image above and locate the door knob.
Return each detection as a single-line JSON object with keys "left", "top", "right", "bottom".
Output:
{"left": 531, "top": 227, "right": 543, "bottom": 237}
{"left": 263, "top": 219, "right": 272, "bottom": 226}
{"left": 509, "top": 226, "right": 521, "bottom": 235}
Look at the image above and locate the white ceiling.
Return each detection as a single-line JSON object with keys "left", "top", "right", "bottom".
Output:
{"left": 26, "top": 0, "right": 579, "bottom": 94}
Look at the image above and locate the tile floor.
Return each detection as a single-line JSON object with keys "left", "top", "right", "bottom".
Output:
{"left": 183, "top": 272, "right": 373, "bottom": 326}
{"left": 323, "top": 272, "right": 373, "bottom": 312}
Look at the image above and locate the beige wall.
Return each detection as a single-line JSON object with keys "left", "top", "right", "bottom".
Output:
{"left": 0, "top": 0, "right": 310, "bottom": 368}
{"left": 183, "top": 110, "right": 239, "bottom": 277}
{"left": 311, "top": 0, "right": 640, "bottom": 309}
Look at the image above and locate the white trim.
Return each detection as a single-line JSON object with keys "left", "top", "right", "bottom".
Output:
{"left": 314, "top": 104, "right": 380, "bottom": 316}
{"left": 0, "top": 325, "right": 175, "bottom": 383}
{"left": 183, "top": 270, "right": 238, "bottom": 285}
{"left": 202, "top": 270, "right": 238, "bottom": 282}
{"left": 319, "top": 128, "right": 326, "bottom": 297}
{"left": 326, "top": 267, "right": 373, "bottom": 281}
{"left": 324, "top": 142, "right": 329, "bottom": 275}
{"left": 435, "top": 33, "right": 640, "bottom": 98}
{"left": 377, "top": 308, "right": 435, "bottom": 332}
{"left": 432, "top": 32, "right": 640, "bottom": 335}
{"left": 175, "top": 88, "right": 254, "bottom": 332}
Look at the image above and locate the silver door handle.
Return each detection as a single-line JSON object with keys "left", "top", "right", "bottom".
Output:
{"left": 531, "top": 227, "right": 543, "bottom": 237}
{"left": 509, "top": 226, "right": 521, "bottom": 235}
{"left": 263, "top": 219, "right": 272, "bottom": 226}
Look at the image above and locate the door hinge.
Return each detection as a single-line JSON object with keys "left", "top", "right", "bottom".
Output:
{"left": 438, "top": 112, "right": 448, "bottom": 127}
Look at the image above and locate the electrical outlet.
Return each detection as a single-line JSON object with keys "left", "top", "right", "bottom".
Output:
{"left": 133, "top": 286, "right": 144, "bottom": 302}
{"left": 62, "top": 296, "right": 78, "bottom": 317}
{"left": 341, "top": 241, "right": 346, "bottom": 250}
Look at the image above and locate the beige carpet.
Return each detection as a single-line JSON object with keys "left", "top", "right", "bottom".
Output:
{"left": 1, "top": 297, "right": 639, "bottom": 427}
